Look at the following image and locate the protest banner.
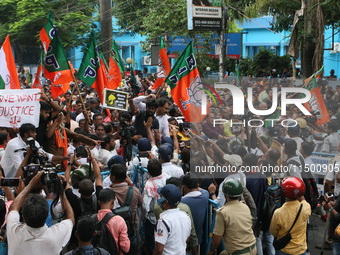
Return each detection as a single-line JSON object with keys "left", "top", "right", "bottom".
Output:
{"left": 0, "top": 89, "right": 41, "bottom": 128}
{"left": 103, "top": 88, "right": 129, "bottom": 111}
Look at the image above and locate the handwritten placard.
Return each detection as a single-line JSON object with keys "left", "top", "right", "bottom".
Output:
{"left": 0, "top": 89, "right": 41, "bottom": 128}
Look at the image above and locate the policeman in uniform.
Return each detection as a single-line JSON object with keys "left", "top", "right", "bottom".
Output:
{"left": 208, "top": 178, "right": 256, "bottom": 255}
{"left": 153, "top": 184, "right": 191, "bottom": 255}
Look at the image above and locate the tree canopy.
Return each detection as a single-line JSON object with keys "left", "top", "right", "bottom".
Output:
{"left": 0, "top": 0, "right": 98, "bottom": 66}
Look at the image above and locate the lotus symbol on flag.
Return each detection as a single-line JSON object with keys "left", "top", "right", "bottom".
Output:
{"left": 187, "top": 75, "right": 205, "bottom": 108}
{"left": 308, "top": 93, "right": 322, "bottom": 118}
{"left": 54, "top": 72, "right": 61, "bottom": 82}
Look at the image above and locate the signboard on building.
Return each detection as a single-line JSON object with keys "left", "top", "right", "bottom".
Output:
{"left": 167, "top": 34, "right": 241, "bottom": 59}
{"left": 187, "top": 0, "right": 222, "bottom": 31}
{"left": 226, "top": 33, "right": 241, "bottom": 59}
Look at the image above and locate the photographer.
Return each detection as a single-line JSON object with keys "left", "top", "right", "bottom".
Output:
{"left": 64, "top": 150, "right": 103, "bottom": 221}
{"left": 6, "top": 171, "right": 74, "bottom": 254}
{"left": 0, "top": 123, "right": 69, "bottom": 178}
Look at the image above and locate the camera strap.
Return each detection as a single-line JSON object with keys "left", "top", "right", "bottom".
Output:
{"left": 14, "top": 148, "right": 26, "bottom": 153}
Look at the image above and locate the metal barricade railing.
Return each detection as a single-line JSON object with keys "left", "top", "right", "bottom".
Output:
{"left": 312, "top": 152, "right": 336, "bottom": 157}
{"left": 130, "top": 165, "right": 148, "bottom": 194}
{"left": 205, "top": 199, "right": 220, "bottom": 254}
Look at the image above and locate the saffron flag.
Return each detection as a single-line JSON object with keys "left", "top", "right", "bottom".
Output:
{"left": 76, "top": 31, "right": 106, "bottom": 104}
{"left": 33, "top": 51, "right": 43, "bottom": 89}
{"left": 108, "top": 40, "right": 125, "bottom": 90}
{"left": 40, "top": 13, "right": 73, "bottom": 87}
{"left": 165, "top": 41, "right": 208, "bottom": 122}
{"left": 0, "top": 35, "right": 20, "bottom": 89}
{"left": 50, "top": 61, "right": 74, "bottom": 99}
{"left": 152, "top": 38, "right": 171, "bottom": 90}
{"left": 99, "top": 52, "right": 109, "bottom": 89}
{"left": 39, "top": 12, "right": 54, "bottom": 54}
{"left": 303, "top": 66, "right": 329, "bottom": 125}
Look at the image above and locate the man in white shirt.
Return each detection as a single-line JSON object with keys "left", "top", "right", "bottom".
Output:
{"left": 7, "top": 171, "right": 75, "bottom": 255}
{"left": 0, "top": 123, "right": 67, "bottom": 177}
{"left": 132, "top": 94, "right": 156, "bottom": 112}
{"left": 155, "top": 98, "right": 171, "bottom": 138}
{"left": 97, "top": 134, "right": 117, "bottom": 165}
{"left": 159, "top": 145, "right": 184, "bottom": 179}
{"left": 154, "top": 184, "right": 191, "bottom": 255}
{"left": 216, "top": 154, "right": 246, "bottom": 208}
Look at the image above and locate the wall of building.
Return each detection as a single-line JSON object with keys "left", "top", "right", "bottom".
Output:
{"left": 69, "top": 18, "right": 157, "bottom": 74}
{"left": 238, "top": 16, "right": 340, "bottom": 81}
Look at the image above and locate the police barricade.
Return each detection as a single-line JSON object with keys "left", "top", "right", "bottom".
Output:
{"left": 130, "top": 165, "right": 148, "bottom": 194}
{"left": 202, "top": 199, "right": 220, "bottom": 254}
{"left": 310, "top": 152, "right": 336, "bottom": 195}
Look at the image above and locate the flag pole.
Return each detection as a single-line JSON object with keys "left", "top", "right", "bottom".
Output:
{"left": 70, "top": 71, "right": 91, "bottom": 124}
{"left": 155, "top": 82, "right": 166, "bottom": 98}
{"left": 67, "top": 82, "right": 77, "bottom": 106}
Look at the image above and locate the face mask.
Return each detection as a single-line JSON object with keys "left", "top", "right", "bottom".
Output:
{"left": 157, "top": 197, "right": 165, "bottom": 209}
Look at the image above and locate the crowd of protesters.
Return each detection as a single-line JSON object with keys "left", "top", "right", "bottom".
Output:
{"left": 0, "top": 68, "right": 339, "bottom": 255}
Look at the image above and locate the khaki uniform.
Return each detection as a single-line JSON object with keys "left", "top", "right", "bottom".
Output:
{"left": 214, "top": 200, "right": 256, "bottom": 255}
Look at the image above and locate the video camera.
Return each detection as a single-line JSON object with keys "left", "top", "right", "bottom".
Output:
{"left": 74, "top": 145, "right": 90, "bottom": 158}
{"left": 23, "top": 163, "right": 62, "bottom": 194}
{"left": 119, "top": 121, "right": 137, "bottom": 140}
{"left": 25, "top": 137, "right": 48, "bottom": 165}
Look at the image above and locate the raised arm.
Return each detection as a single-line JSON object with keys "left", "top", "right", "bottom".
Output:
{"left": 10, "top": 171, "right": 44, "bottom": 212}
{"left": 40, "top": 92, "right": 61, "bottom": 119}
{"left": 144, "top": 117, "right": 156, "bottom": 147}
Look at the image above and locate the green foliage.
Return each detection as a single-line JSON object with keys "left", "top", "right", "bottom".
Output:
{"left": 0, "top": 0, "right": 97, "bottom": 49}
{"left": 239, "top": 57, "right": 254, "bottom": 75}
{"left": 113, "top": 0, "right": 243, "bottom": 50}
{"left": 238, "top": 48, "right": 291, "bottom": 76}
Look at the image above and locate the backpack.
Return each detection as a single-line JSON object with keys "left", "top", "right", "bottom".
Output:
{"left": 79, "top": 194, "right": 98, "bottom": 216}
{"left": 267, "top": 179, "right": 283, "bottom": 209}
{"left": 113, "top": 185, "right": 137, "bottom": 255}
{"left": 288, "top": 156, "right": 319, "bottom": 210}
{"left": 260, "top": 177, "right": 283, "bottom": 232}
{"left": 91, "top": 212, "right": 119, "bottom": 255}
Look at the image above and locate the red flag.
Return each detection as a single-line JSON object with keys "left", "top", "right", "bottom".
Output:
{"left": 152, "top": 38, "right": 171, "bottom": 90}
